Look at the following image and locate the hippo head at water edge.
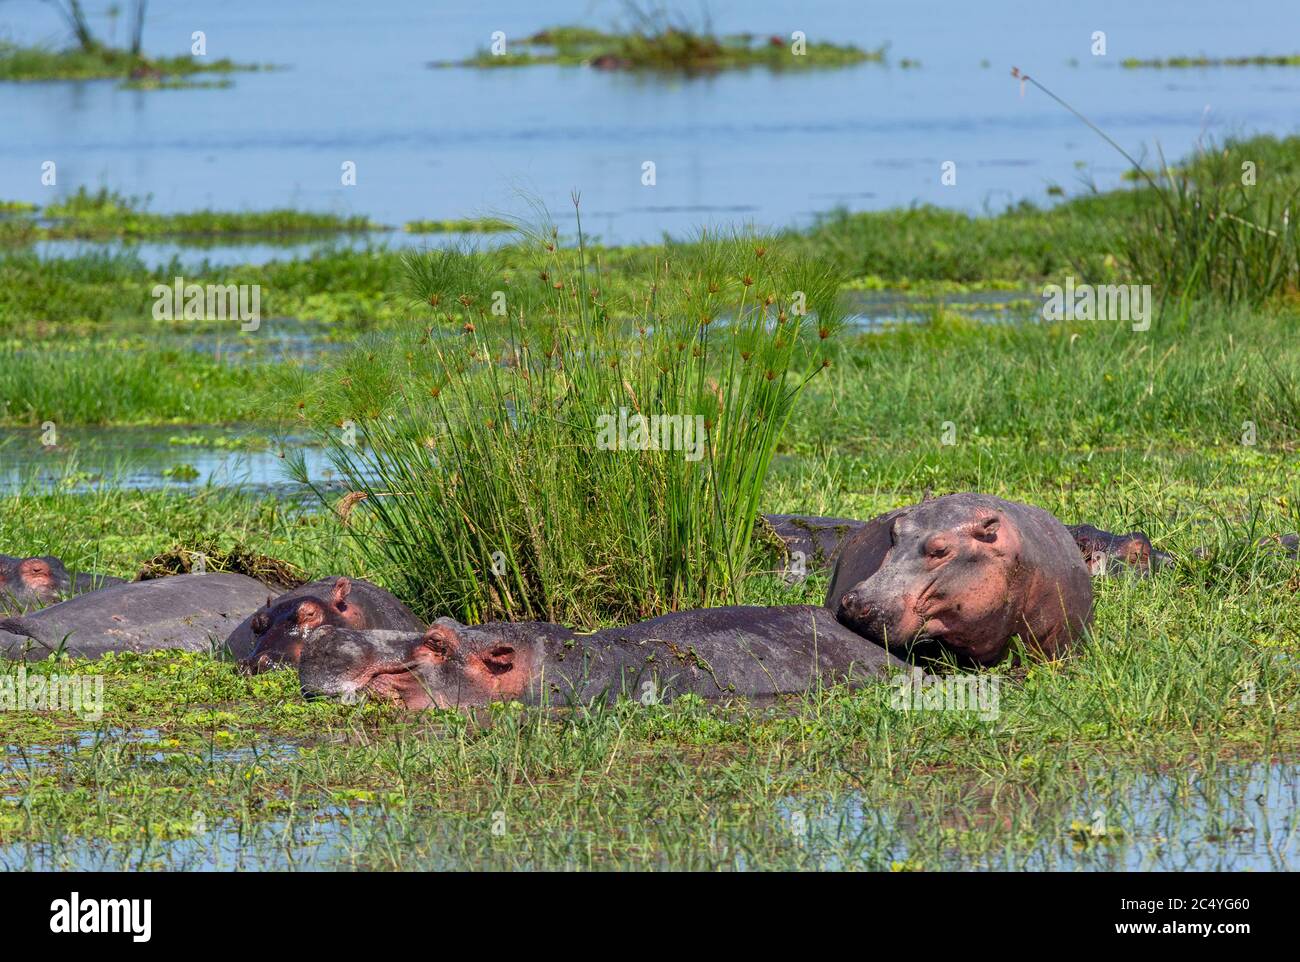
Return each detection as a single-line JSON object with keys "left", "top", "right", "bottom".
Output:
{"left": 297, "top": 619, "right": 537, "bottom": 709}
{"left": 833, "top": 493, "right": 1092, "bottom": 666}
{"left": 238, "top": 577, "right": 369, "bottom": 674}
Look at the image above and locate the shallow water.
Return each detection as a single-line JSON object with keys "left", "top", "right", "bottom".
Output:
{"left": 3, "top": 0, "right": 1300, "bottom": 245}
{"left": 0, "top": 424, "right": 341, "bottom": 495}
{"left": 32, "top": 230, "right": 501, "bottom": 269}
{"left": 1, "top": 751, "right": 1293, "bottom": 870}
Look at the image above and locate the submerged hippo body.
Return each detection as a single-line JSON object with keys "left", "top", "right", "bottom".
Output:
{"left": 298, "top": 605, "right": 909, "bottom": 710}
{"left": 229, "top": 576, "right": 424, "bottom": 668}
{"left": 0, "top": 554, "right": 126, "bottom": 614}
{"left": 829, "top": 494, "right": 1093, "bottom": 666}
{"left": 1065, "top": 524, "right": 1172, "bottom": 577}
{"left": 0, "top": 573, "right": 276, "bottom": 661}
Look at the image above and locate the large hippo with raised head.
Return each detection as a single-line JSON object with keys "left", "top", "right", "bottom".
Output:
{"left": 229, "top": 576, "right": 424, "bottom": 668}
{"left": 0, "top": 573, "right": 276, "bottom": 660}
{"left": 827, "top": 493, "right": 1093, "bottom": 666}
{"left": 297, "top": 605, "right": 908, "bottom": 709}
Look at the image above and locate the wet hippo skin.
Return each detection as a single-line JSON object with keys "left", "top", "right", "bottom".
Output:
{"left": 228, "top": 576, "right": 425, "bottom": 668}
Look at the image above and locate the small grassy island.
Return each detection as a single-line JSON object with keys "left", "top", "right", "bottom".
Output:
{"left": 436, "top": 24, "right": 883, "bottom": 72}
{"left": 0, "top": 188, "right": 376, "bottom": 243}
{"left": 0, "top": 41, "right": 263, "bottom": 87}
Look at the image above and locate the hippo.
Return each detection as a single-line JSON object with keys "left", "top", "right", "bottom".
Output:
{"left": 0, "top": 553, "right": 127, "bottom": 614}
{"left": 0, "top": 573, "right": 276, "bottom": 661}
{"left": 1064, "top": 524, "right": 1172, "bottom": 577}
{"left": 1258, "top": 533, "right": 1300, "bottom": 560}
{"left": 827, "top": 493, "right": 1093, "bottom": 666}
{"left": 760, "top": 514, "right": 869, "bottom": 572}
{"left": 229, "top": 576, "right": 424, "bottom": 669}
{"left": 761, "top": 511, "right": 1173, "bottom": 582}
{"left": 297, "top": 605, "right": 909, "bottom": 709}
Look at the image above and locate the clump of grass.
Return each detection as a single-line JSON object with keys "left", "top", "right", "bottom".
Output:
{"left": 1011, "top": 69, "right": 1299, "bottom": 310}
{"left": 0, "top": 40, "right": 263, "bottom": 83}
{"left": 137, "top": 541, "right": 305, "bottom": 589}
{"left": 1122, "top": 53, "right": 1300, "bottom": 69}
{"left": 290, "top": 200, "right": 846, "bottom": 626}
{"left": 403, "top": 217, "right": 513, "bottom": 234}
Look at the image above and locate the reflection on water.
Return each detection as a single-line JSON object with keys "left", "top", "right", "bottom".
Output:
{"left": 32, "top": 231, "right": 508, "bottom": 269}
{"left": 1, "top": 746, "right": 1294, "bottom": 870}
{"left": 780, "top": 762, "right": 1300, "bottom": 871}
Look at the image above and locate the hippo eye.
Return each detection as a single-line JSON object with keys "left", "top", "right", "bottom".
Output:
{"left": 926, "top": 544, "right": 951, "bottom": 560}
{"left": 251, "top": 613, "right": 269, "bottom": 635}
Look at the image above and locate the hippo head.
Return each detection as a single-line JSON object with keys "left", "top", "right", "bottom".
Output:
{"left": 4, "top": 556, "right": 68, "bottom": 604}
{"left": 240, "top": 577, "right": 367, "bottom": 673}
{"left": 298, "top": 619, "right": 534, "bottom": 709}
{"left": 836, "top": 496, "right": 1047, "bottom": 666}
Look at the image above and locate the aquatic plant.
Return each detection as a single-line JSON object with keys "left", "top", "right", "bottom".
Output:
{"left": 293, "top": 199, "right": 845, "bottom": 625}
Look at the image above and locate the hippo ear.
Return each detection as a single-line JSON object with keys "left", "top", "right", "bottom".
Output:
{"left": 331, "top": 577, "right": 352, "bottom": 611}
{"left": 422, "top": 623, "right": 461, "bottom": 659}
{"left": 972, "top": 516, "right": 1001, "bottom": 543}
{"left": 477, "top": 645, "right": 516, "bottom": 676}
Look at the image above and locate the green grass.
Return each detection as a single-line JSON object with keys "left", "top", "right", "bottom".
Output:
{"left": 1, "top": 132, "right": 1299, "bottom": 868}
{"left": 30, "top": 187, "right": 378, "bottom": 240}
{"left": 0, "top": 40, "right": 263, "bottom": 83}
{"left": 439, "top": 22, "right": 882, "bottom": 71}
{"left": 403, "top": 217, "right": 514, "bottom": 234}
{"left": 286, "top": 223, "right": 846, "bottom": 626}
{"left": 0, "top": 340, "right": 268, "bottom": 426}
{"left": 1122, "top": 53, "right": 1300, "bottom": 69}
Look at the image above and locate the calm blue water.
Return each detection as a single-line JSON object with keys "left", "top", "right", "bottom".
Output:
{"left": 2, "top": 0, "right": 1299, "bottom": 243}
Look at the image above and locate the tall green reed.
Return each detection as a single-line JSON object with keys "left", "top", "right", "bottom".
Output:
{"left": 1012, "top": 68, "right": 1299, "bottom": 310}
{"left": 293, "top": 198, "right": 845, "bottom": 626}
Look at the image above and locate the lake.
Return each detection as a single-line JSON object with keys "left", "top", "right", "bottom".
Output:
{"left": 3, "top": 0, "right": 1299, "bottom": 244}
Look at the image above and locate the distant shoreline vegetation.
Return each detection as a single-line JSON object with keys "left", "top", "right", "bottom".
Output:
{"left": 433, "top": 25, "right": 884, "bottom": 72}
{"left": 403, "top": 218, "right": 514, "bottom": 234}
{"left": 0, "top": 187, "right": 513, "bottom": 243}
{"left": 0, "top": 40, "right": 266, "bottom": 87}
{"left": 1121, "top": 53, "right": 1300, "bottom": 69}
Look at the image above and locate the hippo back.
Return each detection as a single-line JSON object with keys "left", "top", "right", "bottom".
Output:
{"left": 0, "top": 573, "right": 275, "bottom": 661}
{"left": 533, "top": 605, "right": 907, "bottom": 704}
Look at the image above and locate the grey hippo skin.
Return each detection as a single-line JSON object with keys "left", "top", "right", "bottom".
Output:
{"left": 229, "top": 576, "right": 424, "bottom": 669}
{"left": 298, "top": 605, "right": 909, "bottom": 710}
{"left": 0, "top": 573, "right": 277, "bottom": 661}
{"left": 0, "top": 553, "right": 127, "bottom": 615}
{"left": 760, "top": 515, "right": 868, "bottom": 571}
{"left": 762, "top": 513, "right": 1169, "bottom": 581}
{"left": 1064, "top": 524, "right": 1173, "bottom": 577}
{"left": 827, "top": 493, "right": 1093, "bottom": 666}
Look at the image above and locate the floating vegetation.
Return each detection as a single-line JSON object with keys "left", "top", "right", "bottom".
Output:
{"left": 436, "top": 23, "right": 884, "bottom": 72}
{"left": 1121, "top": 53, "right": 1300, "bottom": 68}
